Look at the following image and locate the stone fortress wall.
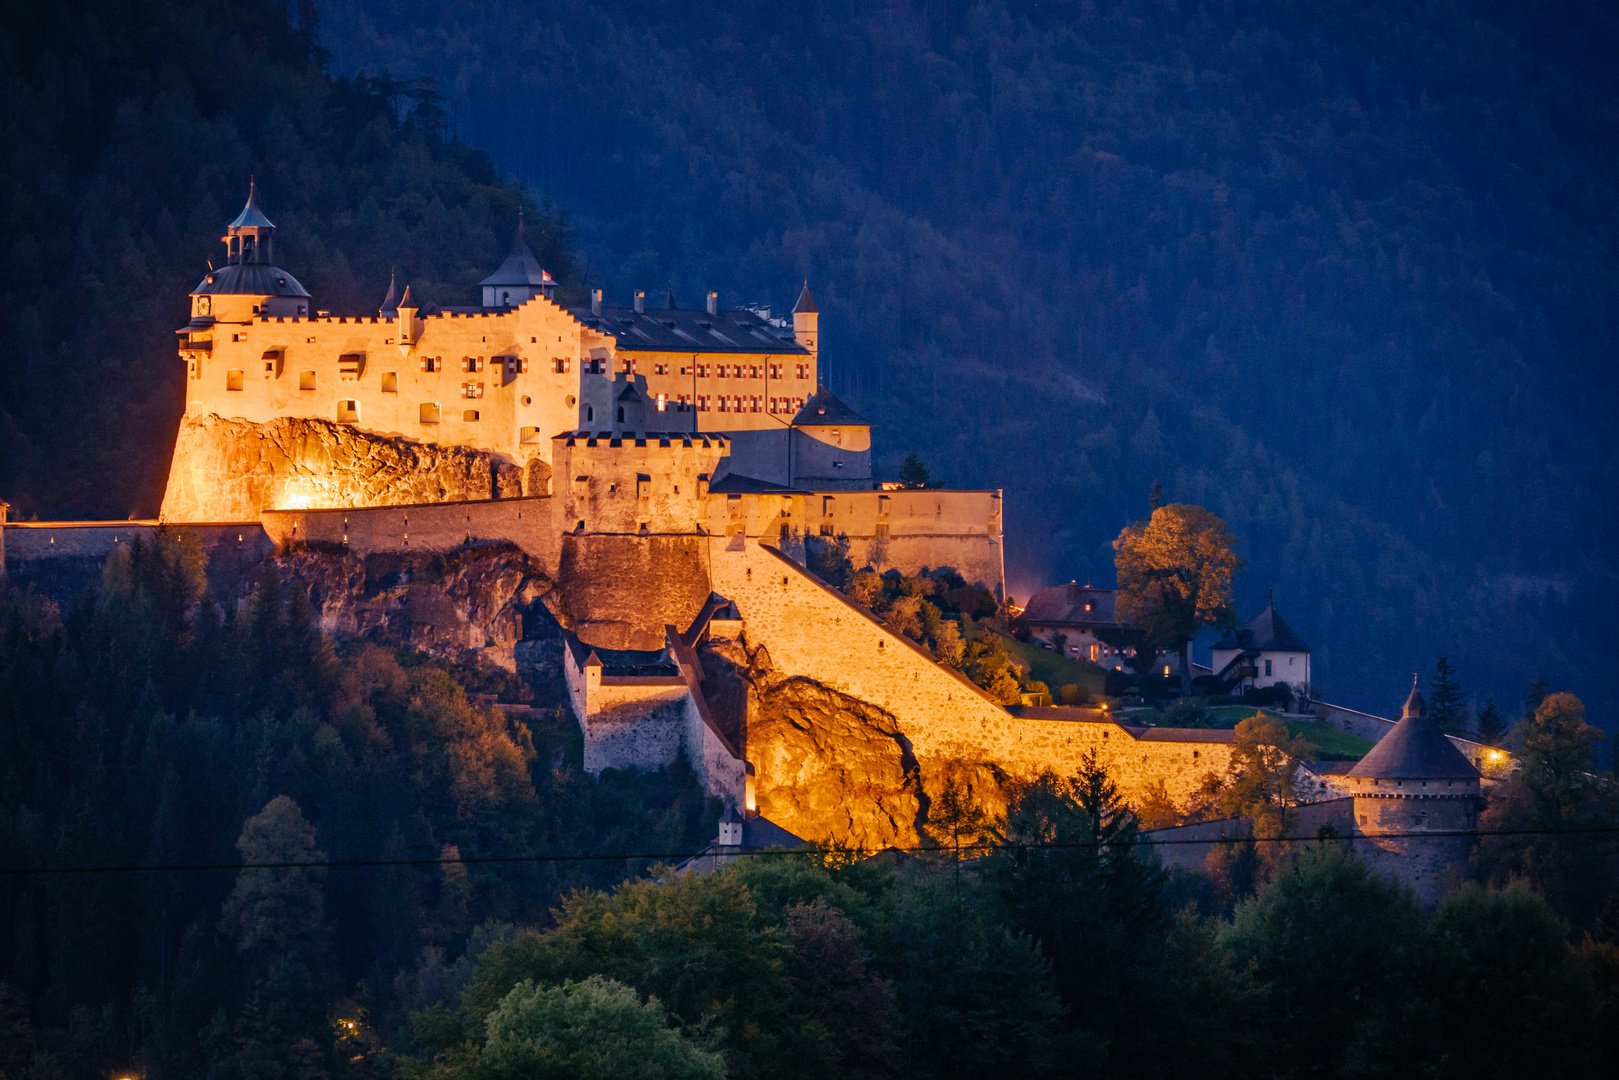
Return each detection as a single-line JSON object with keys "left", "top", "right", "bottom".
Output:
{"left": 175, "top": 292, "right": 613, "bottom": 497}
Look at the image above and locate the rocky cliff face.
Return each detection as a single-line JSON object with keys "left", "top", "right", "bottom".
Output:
{"left": 162, "top": 414, "right": 524, "bottom": 521}
{"left": 261, "top": 542, "right": 551, "bottom": 671}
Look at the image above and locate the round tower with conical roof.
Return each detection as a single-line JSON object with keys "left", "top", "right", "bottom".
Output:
{"left": 1347, "top": 677, "right": 1483, "bottom": 904}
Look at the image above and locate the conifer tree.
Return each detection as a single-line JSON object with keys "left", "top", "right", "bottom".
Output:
{"left": 1428, "top": 656, "right": 1465, "bottom": 731}
{"left": 1477, "top": 698, "right": 1505, "bottom": 745}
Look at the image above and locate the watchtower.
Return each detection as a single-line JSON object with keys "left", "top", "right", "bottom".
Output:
{"left": 1346, "top": 677, "right": 1482, "bottom": 905}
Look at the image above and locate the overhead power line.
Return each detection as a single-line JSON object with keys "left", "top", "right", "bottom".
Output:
{"left": 1, "top": 825, "right": 1615, "bottom": 878}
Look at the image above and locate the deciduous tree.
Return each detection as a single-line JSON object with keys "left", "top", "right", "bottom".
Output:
{"left": 1113, "top": 504, "right": 1244, "bottom": 692}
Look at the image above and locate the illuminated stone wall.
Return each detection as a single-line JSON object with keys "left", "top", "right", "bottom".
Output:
{"left": 704, "top": 538, "right": 1232, "bottom": 846}
{"left": 179, "top": 294, "right": 614, "bottom": 483}
{"left": 703, "top": 488, "right": 1006, "bottom": 596}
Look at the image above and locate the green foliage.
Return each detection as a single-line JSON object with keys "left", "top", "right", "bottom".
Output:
{"left": 1217, "top": 714, "right": 1317, "bottom": 839}
{"left": 1477, "top": 693, "right": 1619, "bottom": 924}
{"left": 1477, "top": 698, "right": 1506, "bottom": 744}
{"left": 1429, "top": 656, "right": 1466, "bottom": 732}
{"left": 481, "top": 976, "right": 724, "bottom": 1080}
{"left": 1222, "top": 844, "right": 1430, "bottom": 1073}
{"left": 0, "top": 544, "right": 718, "bottom": 1080}
{"left": 898, "top": 454, "right": 931, "bottom": 489}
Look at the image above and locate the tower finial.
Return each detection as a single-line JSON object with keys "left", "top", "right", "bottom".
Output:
{"left": 517, "top": 207, "right": 525, "bottom": 237}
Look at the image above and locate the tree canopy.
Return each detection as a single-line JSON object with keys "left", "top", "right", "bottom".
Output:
{"left": 1114, "top": 503, "right": 1244, "bottom": 688}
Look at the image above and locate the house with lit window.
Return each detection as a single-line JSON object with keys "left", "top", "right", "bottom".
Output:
{"left": 1019, "top": 582, "right": 1142, "bottom": 670}
{"left": 1208, "top": 595, "right": 1312, "bottom": 697}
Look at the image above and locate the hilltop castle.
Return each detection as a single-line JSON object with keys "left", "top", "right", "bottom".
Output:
{"left": 1, "top": 187, "right": 1506, "bottom": 902}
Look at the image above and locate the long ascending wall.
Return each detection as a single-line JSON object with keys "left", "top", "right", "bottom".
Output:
{"left": 704, "top": 537, "right": 1232, "bottom": 844}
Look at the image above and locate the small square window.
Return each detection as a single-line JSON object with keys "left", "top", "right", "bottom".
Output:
{"left": 225, "top": 369, "right": 244, "bottom": 391}
{"left": 463, "top": 409, "right": 480, "bottom": 422}
{"left": 381, "top": 372, "right": 398, "bottom": 393}
{"left": 299, "top": 370, "right": 316, "bottom": 391}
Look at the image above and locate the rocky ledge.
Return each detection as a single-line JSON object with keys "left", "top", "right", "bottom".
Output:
{"left": 161, "top": 414, "right": 524, "bottom": 521}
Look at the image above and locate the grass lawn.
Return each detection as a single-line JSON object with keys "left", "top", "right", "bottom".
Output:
{"left": 1163, "top": 706, "right": 1375, "bottom": 761}
{"left": 997, "top": 632, "right": 1109, "bottom": 696}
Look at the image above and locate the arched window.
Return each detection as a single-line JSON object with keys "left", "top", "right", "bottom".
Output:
{"left": 586, "top": 405, "right": 595, "bottom": 422}
{"left": 617, "top": 406, "right": 625, "bottom": 422}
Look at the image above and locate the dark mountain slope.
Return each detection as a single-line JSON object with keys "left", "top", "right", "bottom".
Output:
{"left": 0, "top": 0, "right": 576, "bottom": 520}
{"left": 319, "top": 0, "right": 1619, "bottom": 723}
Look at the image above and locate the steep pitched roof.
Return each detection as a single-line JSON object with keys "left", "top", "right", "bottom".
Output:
{"left": 479, "top": 219, "right": 553, "bottom": 288}
{"left": 793, "top": 282, "right": 818, "bottom": 313}
{"left": 1213, "top": 597, "right": 1311, "bottom": 653}
{"left": 227, "top": 180, "right": 275, "bottom": 230}
{"left": 792, "top": 386, "right": 870, "bottom": 427}
{"left": 1347, "top": 678, "right": 1479, "bottom": 780}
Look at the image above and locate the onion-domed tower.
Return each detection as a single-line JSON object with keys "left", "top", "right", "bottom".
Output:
{"left": 1346, "top": 677, "right": 1483, "bottom": 904}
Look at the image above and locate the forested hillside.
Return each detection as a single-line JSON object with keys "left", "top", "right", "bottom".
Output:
{"left": 0, "top": 0, "right": 577, "bottom": 520}
{"left": 318, "top": 0, "right": 1619, "bottom": 724}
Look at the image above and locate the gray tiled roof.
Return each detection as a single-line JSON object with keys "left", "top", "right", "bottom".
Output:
{"left": 1021, "top": 582, "right": 1122, "bottom": 628}
{"left": 791, "top": 386, "right": 870, "bottom": 427}
{"left": 1347, "top": 680, "right": 1479, "bottom": 780}
{"left": 191, "top": 263, "right": 310, "bottom": 298}
{"left": 479, "top": 233, "right": 553, "bottom": 288}
{"left": 569, "top": 305, "right": 810, "bottom": 356}
{"left": 1213, "top": 599, "right": 1311, "bottom": 653}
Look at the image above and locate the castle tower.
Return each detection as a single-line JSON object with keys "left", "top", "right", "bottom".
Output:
{"left": 793, "top": 282, "right": 819, "bottom": 360}
{"left": 479, "top": 212, "right": 556, "bottom": 308}
{"left": 186, "top": 180, "right": 311, "bottom": 326}
{"left": 1346, "top": 677, "right": 1482, "bottom": 905}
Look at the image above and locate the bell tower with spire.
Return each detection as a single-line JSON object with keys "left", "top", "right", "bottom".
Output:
{"left": 186, "top": 180, "right": 311, "bottom": 326}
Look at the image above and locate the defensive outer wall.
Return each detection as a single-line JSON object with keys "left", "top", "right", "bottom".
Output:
{"left": 708, "top": 539, "right": 1234, "bottom": 824}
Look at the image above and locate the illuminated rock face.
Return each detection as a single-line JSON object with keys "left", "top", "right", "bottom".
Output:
{"left": 750, "top": 676, "right": 925, "bottom": 850}
{"left": 161, "top": 414, "right": 524, "bottom": 521}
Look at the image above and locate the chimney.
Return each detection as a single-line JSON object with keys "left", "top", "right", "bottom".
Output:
{"left": 707, "top": 291, "right": 718, "bottom": 316}
{"left": 591, "top": 288, "right": 602, "bottom": 316}
{"left": 634, "top": 290, "right": 645, "bottom": 314}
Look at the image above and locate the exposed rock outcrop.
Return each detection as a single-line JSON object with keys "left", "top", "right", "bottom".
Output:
{"left": 162, "top": 414, "right": 523, "bottom": 521}
{"left": 749, "top": 676, "right": 925, "bottom": 850}
{"left": 259, "top": 542, "right": 550, "bottom": 670}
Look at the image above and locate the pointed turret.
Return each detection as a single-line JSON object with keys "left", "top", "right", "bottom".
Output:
{"left": 479, "top": 212, "right": 556, "bottom": 306}
{"left": 792, "top": 280, "right": 819, "bottom": 363}
{"left": 1347, "top": 675, "right": 1477, "bottom": 781}
{"left": 379, "top": 271, "right": 399, "bottom": 315}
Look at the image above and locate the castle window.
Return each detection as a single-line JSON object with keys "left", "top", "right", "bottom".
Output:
{"left": 617, "top": 406, "right": 625, "bottom": 423}
{"left": 819, "top": 523, "right": 834, "bottom": 536}
{"left": 1265, "top": 659, "right": 1273, "bottom": 676}
{"left": 339, "top": 353, "right": 364, "bottom": 378}
{"left": 656, "top": 393, "right": 667, "bottom": 412}
{"left": 520, "top": 426, "right": 541, "bottom": 444}
{"left": 381, "top": 372, "right": 398, "bottom": 393}
{"left": 463, "top": 410, "right": 480, "bottom": 422}
{"left": 586, "top": 405, "right": 595, "bottom": 422}
{"left": 226, "top": 369, "right": 244, "bottom": 391}
{"left": 875, "top": 522, "right": 890, "bottom": 539}
{"left": 299, "top": 370, "right": 316, "bottom": 391}
{"left": 419, "top": 402, "right": 441, "bottom": 424}
{"left": 337, "top": 400, "right": 359, "bottom": 423}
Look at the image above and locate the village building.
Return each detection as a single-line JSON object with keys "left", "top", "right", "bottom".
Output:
{"left": 1020, "top": 581, "right": 1141, "bottom": 669}
{"left": 1208, "top": 594, "right": 1312, "bottom": 698}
